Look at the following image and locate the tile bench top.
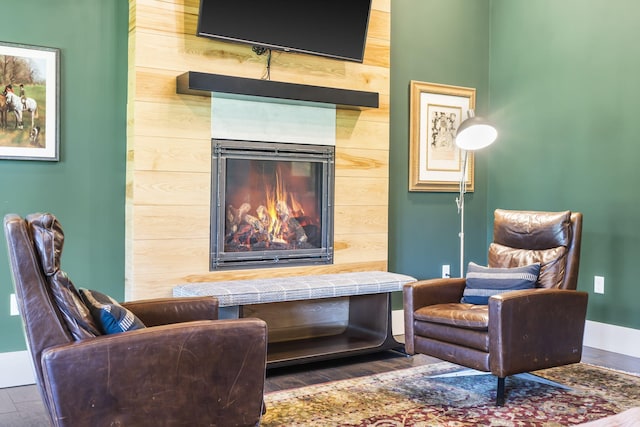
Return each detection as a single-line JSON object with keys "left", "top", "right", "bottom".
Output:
{"left": 173, "top": 271, "right": 417, "bottom": 307}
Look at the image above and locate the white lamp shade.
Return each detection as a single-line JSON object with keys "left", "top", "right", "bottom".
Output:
{"left": 455, "top": 116, "right": 498, "bottom": 151}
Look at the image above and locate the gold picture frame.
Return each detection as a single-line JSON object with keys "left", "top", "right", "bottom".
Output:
{"left": 409, "top": 81, "right": 476, "bottom": 192}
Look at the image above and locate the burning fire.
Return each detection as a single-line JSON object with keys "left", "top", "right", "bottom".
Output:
{"left": 225, "top": 167, "right": 314, "bottom": 250}
{"left": 263, "top": 169, "right": 306, "bottom": 242}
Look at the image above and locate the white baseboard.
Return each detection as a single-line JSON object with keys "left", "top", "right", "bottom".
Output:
{"left": 392, "top": 309, "right": 405, "bottom": 336}
{"left": 392, "top": 309, "right": 640, "bottom": 359}
{"left": 583, "top": 320, "right": 640, "bottom": 359}
{"left": 0, "top": 351, "right": 35, "bottom": 388}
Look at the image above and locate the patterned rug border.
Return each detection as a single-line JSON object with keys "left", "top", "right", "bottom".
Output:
{"left": 262, "top": 361, "right": 640, "bottom": 426}
{"left": 264, "top": 361, "right": 463, "bottom": 401}
{"left": 264, "top": 361, "right": 640, "bottom": 402}
{"left": 578, "top": 361, "right": 640, "bottom": 379}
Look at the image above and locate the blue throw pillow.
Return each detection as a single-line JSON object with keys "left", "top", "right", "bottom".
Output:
{"left": 462, "top": 262, "right": 540, "bottom": 305}
{"left": 79, "top": 288, "right": 146, "bottom": 334}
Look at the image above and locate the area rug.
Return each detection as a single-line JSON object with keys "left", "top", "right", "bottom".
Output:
{"left": 261, "top": 362, "right": 640, "bottom": 426}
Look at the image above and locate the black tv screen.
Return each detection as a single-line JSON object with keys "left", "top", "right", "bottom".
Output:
{"left": 196, "top": 0, "right": 372, "bottom": 63}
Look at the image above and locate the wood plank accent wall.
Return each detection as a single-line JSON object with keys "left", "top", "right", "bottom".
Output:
{"left": 126, "top": 0, "right": 391, "bottom": 299}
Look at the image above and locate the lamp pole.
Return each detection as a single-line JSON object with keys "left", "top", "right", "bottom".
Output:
{"left": 454, "top": 110, "right": 497, "bottom": 278}
{"left": 456, "top": 150, "right": 469, "bottom": 278}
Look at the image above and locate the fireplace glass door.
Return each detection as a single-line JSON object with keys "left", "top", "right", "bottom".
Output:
{"left": 211, "top": 139, "right": 334, "bottom": 270}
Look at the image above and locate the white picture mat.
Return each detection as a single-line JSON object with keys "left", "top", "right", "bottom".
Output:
{"left": 418, "top": 92, "right": 471, "bottom": 183}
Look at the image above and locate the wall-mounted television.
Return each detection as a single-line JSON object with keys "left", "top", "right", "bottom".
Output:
{"left": 196, "top": 0, "right": 372, "bottom": 63}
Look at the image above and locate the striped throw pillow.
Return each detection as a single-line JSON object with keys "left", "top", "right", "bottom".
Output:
{"left": 462, "top": 262, "right": 540, "bottom": 305}
{"left": 79, "top": 288, "right": 146, "bottom": 334}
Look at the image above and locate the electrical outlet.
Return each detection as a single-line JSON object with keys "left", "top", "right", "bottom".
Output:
{"left": 594, "top": 276, "right": 605, "bottom": 294}
{"left": 10, "top": 293, "right": 19, "bottom": 316}
{"left": 442, "top": 265, "right": 450, "bottom": 278}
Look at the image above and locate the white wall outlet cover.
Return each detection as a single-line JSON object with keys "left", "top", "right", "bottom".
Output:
{"left": 442, "top": 265, "right": 450, "bottom": 278}
{"left": 594, "top": 276, "right": 605, "bottom": 294}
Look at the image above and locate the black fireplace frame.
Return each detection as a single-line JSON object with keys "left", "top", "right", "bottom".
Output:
{"left": 211, "top": 139, "right": 335, "bottom": 270}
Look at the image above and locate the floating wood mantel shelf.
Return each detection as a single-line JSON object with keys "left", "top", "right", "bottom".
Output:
{"left": 176, "top": 71, "right": 379, "bottom": 110}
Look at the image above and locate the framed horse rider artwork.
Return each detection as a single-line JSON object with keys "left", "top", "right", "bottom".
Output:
{"left": 0, "top": 41, "right": 59, "bottom": 161}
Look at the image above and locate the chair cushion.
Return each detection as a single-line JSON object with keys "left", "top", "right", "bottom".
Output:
{"left": 461, "top": 262, "right": 540, "bottom": 304}
{"left": 493, "top": 209, "right": 571, "bottom": 250}
{"left": 80, "top": 289, "right": 146, "bottom": 334}
{"left": 28, "top": 212, "right": 64, "bottom": 275}
{"left": 28, "top": 213, "right": 101, "bottom": 340}
{"left": 489, "top": 243, "right": 567, "bottom": 288}
{"left": 414, "top": 303, "right": 489, "bottom": 329}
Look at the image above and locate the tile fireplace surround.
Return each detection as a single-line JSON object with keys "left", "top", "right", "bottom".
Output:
{"left": 206, "top": 75, "right": 376, "bottom": 270}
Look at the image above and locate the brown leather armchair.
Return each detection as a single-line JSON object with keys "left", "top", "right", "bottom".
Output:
{"left": 403, "top": 209, "right": 588, "bottom": 405}
{"left": 4, "top": 213, "right": 268, "bottom": 427}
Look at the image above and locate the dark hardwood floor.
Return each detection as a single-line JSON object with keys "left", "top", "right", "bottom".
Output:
{"left": 1, "top": 344, "right": 638, "bottom": 426}
{"left": 264, "top": 349, "right": 440, "bottom": 393}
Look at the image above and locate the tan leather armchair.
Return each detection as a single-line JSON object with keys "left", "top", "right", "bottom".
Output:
{"left": 403, "top": 209, "right": 588, "bottom": 405}
{"left": 4, "top": 213, "right": 268, "bottom": 427}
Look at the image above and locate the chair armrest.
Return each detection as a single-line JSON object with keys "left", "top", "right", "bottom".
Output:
{"left": 489, "top": 289, "right": 588, "bottom": 377}
{"left": 121, "top": 296, "right": 219, "bottom": 326}
{"left": 40, "top": 318, "right": 267, "bottom": 427}
{"left": 403, "top": 278, "right": 466, "bottom": 354}
{"left": 403, "top": 278, "right": 466, "bottom": 311}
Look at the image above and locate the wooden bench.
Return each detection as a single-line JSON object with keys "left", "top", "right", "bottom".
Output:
{"left": 173, "top": 271, "right": 416, "bottom": 367}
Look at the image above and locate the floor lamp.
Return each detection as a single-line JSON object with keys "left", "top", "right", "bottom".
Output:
{"left": 454, "top": 110, "right": 498, "bottom": 278}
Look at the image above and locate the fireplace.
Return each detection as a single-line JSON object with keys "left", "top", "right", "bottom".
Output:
{"left": 211, "top": 139, "right": 335, "bottom": 270}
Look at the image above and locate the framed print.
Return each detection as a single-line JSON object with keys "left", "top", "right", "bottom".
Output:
{"left": 409, "top": 80, "right": 476, "bottom": 192}
{"left": 0, "top": 41, "right": 60, "bottom": 161}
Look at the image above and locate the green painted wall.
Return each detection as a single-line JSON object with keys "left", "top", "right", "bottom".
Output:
{"left": 2, "top": 0, "right": 638, "bottom": 356}
{"left": 0, "top": 0, "right": 128, "bottom": 352}
{"left": 389, "top": 0, "right": 491, "bottom": 308}
{"left": 488, "top": 0, "right": 640, "bottom": 329}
